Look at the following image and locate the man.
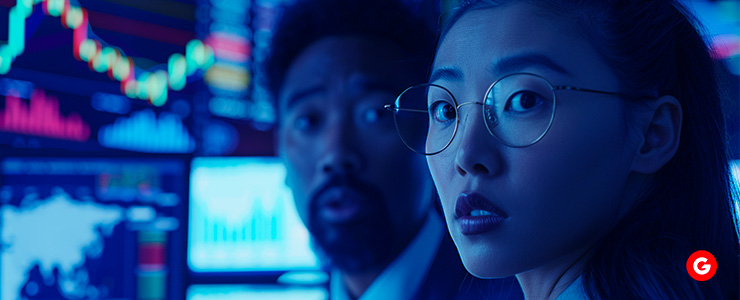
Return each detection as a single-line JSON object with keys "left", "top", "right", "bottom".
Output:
{"left": 266, "top": 0, "right": 523, "bottom": 299}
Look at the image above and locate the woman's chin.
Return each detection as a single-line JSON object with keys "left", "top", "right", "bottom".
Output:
{"left": 465, "top": 266, "right": 515, "bottom": 279}
{"left": 459, "top": 253, "right": 519, "bottom": 279}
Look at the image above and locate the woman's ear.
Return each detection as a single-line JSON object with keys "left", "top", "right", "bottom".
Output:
{"left": 631, "top": 95, "right": 682, "bottom": 174}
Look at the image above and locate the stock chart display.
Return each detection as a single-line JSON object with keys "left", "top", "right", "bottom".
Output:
{"left": 0, "top": 0, "right": 286, "bottom": 156}
{"left": 0, "top": 0, "right": 736, "bottom": 299}
{"left": 0, "top": 157, "right": 188, "bottom": 300}
{"left": 0, "top": 0, "right": 299, "bottom": 299}
{"left": 188, "top": 157, "right": 320, "bottom": 273}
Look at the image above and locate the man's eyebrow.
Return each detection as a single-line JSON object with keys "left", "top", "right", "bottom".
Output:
{"left": 284, "top": 86, "right": 324, "bottom": 111}
{"left": 490, "top": 53, "right": 572, "bottom": 77}
{"left": 360, "top": 81, "right": 400, "bottom": 94}
{"left": 429, "top": 67, "right": 463, "bottom": 83}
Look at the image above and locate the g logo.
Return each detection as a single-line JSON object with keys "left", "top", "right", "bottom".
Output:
{"left": 686, "top": 250, "right": 717, "bottom": 281}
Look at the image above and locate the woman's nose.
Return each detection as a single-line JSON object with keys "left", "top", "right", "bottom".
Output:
{"left": 452, "top": 105, "right": 503, "bottom": 177}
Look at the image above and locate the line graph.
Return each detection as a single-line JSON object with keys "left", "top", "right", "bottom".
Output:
{"left": 0, "top": 0, "right": 214, "bottom": 106}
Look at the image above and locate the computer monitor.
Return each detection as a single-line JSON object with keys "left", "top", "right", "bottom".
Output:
{"left": 188, "top": 157, "right": 320, "bottom": 273}
{"left": 186, "top": 284, "right": 327, "bottom": 300}
{"left": 0, "top": 157, "right": 187, "bottom": 300}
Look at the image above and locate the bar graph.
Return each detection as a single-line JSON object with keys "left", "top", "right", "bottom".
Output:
{"left": 188, "top": 157, "right": 320, "bottom": 272}
{"left": 200, "top": 196, "right": 282, "bottom": 244}
{"left": 0, "top": 88, "right": 90, "bottom": 141}
{"left": 203, "top": 0, "right": 252, "bottom": 120}
{"left": 98, "top": 109, "right": 195, "bottom": 153}
{"left": 138, "top": 231, "right": 167, "bottom": 300}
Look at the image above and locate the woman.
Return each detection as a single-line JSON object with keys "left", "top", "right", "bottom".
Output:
{"left": 386, "top": 0, "right": 739, "bottom": 299}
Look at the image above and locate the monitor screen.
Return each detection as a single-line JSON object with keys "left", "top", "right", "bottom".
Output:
{"left": 186, "top": 284, "right": 327, "bottom": 300}
{"left": 0, "top": 0, "right": 280, "bottom": 156}
{"left": 0, "top": 157, "right": 187, "bottom": 300}
{"left": 188, "top": 157, "right": 320, "bottom": 273}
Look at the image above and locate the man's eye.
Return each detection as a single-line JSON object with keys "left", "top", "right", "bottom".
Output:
{"left": 362, "top": 107, "right": 390, "bottom": 124}
{"left": 293, "top": 114, "right": 322, "bottom": 132}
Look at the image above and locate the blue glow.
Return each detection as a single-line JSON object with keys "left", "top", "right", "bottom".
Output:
{"left": 188, "top": 157, "right": 320, "bottom": 272}
{"left": 0, "top": 157, "right": 187, "bottom": 300}
{"left": 0, "top": 78, "right": 34, "bottom": 99}
{"left": 208, "top": 97, "right": 251, "bottom": 119}
{"left": 98, "top": 109, "right": 196, "bottom": 153}
{"left": 202, "top": 120, "right": 239, "bottom": 156}
{"left": 187, "top": 284, "right": 327, "bottom": 300}
{"left": 91, "top": 92, "right": 131, "bottom": 114}
{"left": 2, "top": 192, "right": 122, "bottom": 300}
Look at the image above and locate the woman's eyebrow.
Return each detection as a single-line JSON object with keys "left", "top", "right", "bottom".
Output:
{"left": 489, "top": 53, "right": 573, "bottom": 77}
{"left": 429, "top": 67, "right": 463, "bottom": 83}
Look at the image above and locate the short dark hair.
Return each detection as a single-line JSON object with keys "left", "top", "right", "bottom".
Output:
{"left": 264, "top": 0, "right": 437, "bottom": 106}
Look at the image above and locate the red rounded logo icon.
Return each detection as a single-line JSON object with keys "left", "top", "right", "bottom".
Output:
{"left": 686, "top": 250, "right": 717, "bottom": 281}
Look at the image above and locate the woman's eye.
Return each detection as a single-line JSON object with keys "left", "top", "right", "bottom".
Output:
{"left": 430, "top": 100, "right": 456, "bottom": 123}
{"left": 505, "top": 91, "right": 543, "bottom": 112}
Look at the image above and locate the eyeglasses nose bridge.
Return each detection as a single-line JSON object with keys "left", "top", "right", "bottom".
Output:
{"left": 456, "top": 101, "right": 497, "bottom": 127}
{"left": 455, "top": 101, "right": 483, "bottom": 109}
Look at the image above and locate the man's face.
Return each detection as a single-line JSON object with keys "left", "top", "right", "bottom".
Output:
{"left": 277, "top": 36, "right": 433, "bottom": 272}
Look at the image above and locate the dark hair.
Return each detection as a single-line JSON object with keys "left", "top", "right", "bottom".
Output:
{"left": 443, "top": 0, "right": 739, "bottom": 299}
{"left": 264, "top": 0, "right": 437, "bottom": 106}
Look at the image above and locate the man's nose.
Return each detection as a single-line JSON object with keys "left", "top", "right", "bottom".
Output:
{"left": 317, "top": 125, "right": 363, "bottom": 175}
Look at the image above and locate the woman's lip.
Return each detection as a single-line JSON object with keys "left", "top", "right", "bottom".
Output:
{"left": 454, "top": 192, "right": 508, "bottom": 218}
{"left": 457, "top": 215, "right": 506, "bottom": 235}
{"left": 455, "top": 192, "right": 507, "bottom": 235}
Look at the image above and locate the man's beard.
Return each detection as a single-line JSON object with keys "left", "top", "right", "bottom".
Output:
{"left": 308, "top": 175, "right": 397, "bottom": 273}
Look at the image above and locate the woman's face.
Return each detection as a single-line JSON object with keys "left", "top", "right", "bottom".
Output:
{"left": 429, "top": 2, "right": 641, "bottom": 278}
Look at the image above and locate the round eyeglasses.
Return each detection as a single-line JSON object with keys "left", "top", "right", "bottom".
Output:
{"left": 383, "top": 72, "right": 623, "bottom": 155}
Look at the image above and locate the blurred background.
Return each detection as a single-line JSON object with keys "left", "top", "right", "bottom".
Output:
{"left": 0, "top": 0, "right": 737, "bottom": 299}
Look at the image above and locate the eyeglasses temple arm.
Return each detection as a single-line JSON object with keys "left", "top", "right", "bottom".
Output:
{"left": 383, "top": 104, "right": 427, "bottom": 113}
{"left": 553, "top": 85, "right": 622, "bottom": 96}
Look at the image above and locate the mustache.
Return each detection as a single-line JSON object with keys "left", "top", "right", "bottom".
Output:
{"left": 309, "top": 175, "right": 381, "bottom": 208}
{"left": 306, "top": 175, "right": 396, "bottom": 272}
